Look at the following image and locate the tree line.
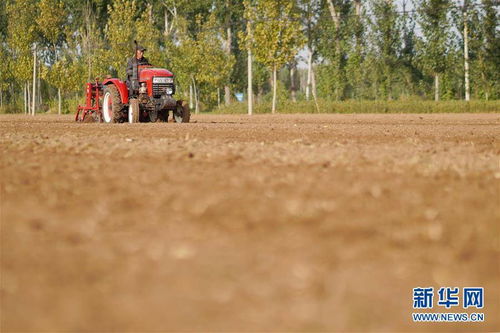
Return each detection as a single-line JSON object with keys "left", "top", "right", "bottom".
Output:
{"left": 0, "top": 0, "right": 498, "bottom": 114}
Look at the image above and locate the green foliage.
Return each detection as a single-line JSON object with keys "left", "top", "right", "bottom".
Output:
{"left": 0, "top": 22, "right": 11, "bottom": 95}
{"left": 246, "top": 0, "right": 304, "bottom": 71}
{"left": 213, "top": 0, "right": 246, "bottom": 92}
{"left": 215, "top": 99, "right": 500, "bottom": 114}
{"left": 262, "top": 79, "right": 289, "bottom": 104}
{"left": 345, "top": 2, "right": 366, "bottom": 100}
{"left": 242, "top": 0, "right": 304, "bottom": 112}
{"left": 316, "top": 0, "right": 351, "bottom": 100}
{"left": 416, "top": 0, "right": 452, "bottom": 76}
{"left": 36, "top": 0, "right": 66, "bottom": 51}
{"left": 168, "top": 14, "right": 235, "bottom": 108}
{"left": 475, "top": 0, "right": 500, "bottom": 99}
{"left": 41, "top": 56, "right": 86, "bottom": 93}
{"left": 194, "top": 16, "right": 235, "bottom": 93}
{"left": 0, "top": 1, "right": 8, "bottom": 39}
{"left": 6, "top": 0, "right": 38, "bottom": 54}
{"left": 370, "top": 0, "right": 401, "bottom": 99}
{"left": 106, "top": 0, "right": 137, "bottom": 78}
{"left": 6, "top": 0, "right": 39, "bottom": 82}
{"left": 73, "top": 1, "right": 107, "bottom": 82}
{"left": 37, "top": 0, "right": 68, "bottom": 98}
{"left": 135, "top": 4, "right": 164, "bottom": 66}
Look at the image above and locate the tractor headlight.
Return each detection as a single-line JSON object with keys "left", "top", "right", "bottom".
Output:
{"left": 166, "top": 87, "right": 174, "bottom": 95}
{"left": 153, "top": 77, "right": 174, "bottom": 84}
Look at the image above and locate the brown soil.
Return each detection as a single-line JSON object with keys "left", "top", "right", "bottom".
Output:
{"left": 1, "top": 113, "right": 499, "bottom": 332}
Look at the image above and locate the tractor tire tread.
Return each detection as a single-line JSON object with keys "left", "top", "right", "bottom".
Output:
{"left": 180, "top": 100, "right": 190, "bottom": 123}
{"left": 130, "top": 98, "right": 140, "bottom": 123}
{"left": 104, "top": 84, "right": 123, "bottom": 123}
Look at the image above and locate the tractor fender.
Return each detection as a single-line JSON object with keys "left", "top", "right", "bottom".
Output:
{"left": 102, "top": 79, "right": 128, "bottom": 104}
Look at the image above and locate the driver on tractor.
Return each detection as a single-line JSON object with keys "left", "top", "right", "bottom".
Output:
{"left": 126, "top": 45, "right": 150, "bottom": 95}
{"left": 126, "top": 45, "right": 150, "bottom": 77}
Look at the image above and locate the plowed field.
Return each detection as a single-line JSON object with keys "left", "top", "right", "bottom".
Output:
{"left": 1, "top": 113, "right": 499, "bottom": 331}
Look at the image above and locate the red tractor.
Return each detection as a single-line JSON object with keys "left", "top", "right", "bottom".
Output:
{"left": 76, "top": 66, "right": 190, "bottom": 123}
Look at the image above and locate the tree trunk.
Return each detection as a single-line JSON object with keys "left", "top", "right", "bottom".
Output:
{"left": 189, "top": 84, "right": 194, "bottom": 109}
{"left": 463, "top": 2, "right": 470, "bottom": 101}
{"left": 355, "top": 0, "right": 362, "bottom": 16}
{"left": 290, "top": 62, "right": 297, "bottom": 102}
{"left": 224, "top": 86, "right": 231, "bottom": 106}
{"left": 23, "top": 83, "right": 26, "bottom": 113}
{"left": 387, "top": 72, "right": 393, "bottom": 101}
{"left": 246, "top": 12, "right": 254, "bottom": 115}
{"left": 26, "top": 83, "right": 28, "bottom": 114}
{"left": 307, "top": 47, "right": 319, "bottom": 112}
{"left": 217, "top": 87, "right": 220, "bottom": 109}
{"left": 434, "top": 74, "right": 439, "bottom": 101}
{"left": 58, "top": 88, "right": 62, "bottom": 115}
{"left": 0, "top": 88, "right": 3, "bottom": 108}
{"left": 354, "top": 0, "right": 363, "bottom": 83}
{"left": 164, "top": 9, "right": 169, "bottom": 36}
{"left": 196, "top": 89, "right": 199, "bottom": 114}
{"left": 85, "top": 0, "right": 92, "bottom": 81}
{"left": 32, "top": 48, "right": 37, "bottom": 116}
{"left": 306, "top": 49, "right": 313, "bottom": 101}
{"left": 224, "top": 26, "right": 232, "bottom": 106}
{"left": 164, "top": 4, "right": 177, "bottom": 37}
{"left": 87, "top": 48, "right": 92, "bottom": 82}
{"left": 272, "top": 65, "right": 277, "bottom": 114}
{"left": 191, "top": 77, "right": 199, "bottom": 114}
{"left": 327, "top": 0, "right": 340, "bottom": 28}
{"left": 247, "top": 46, "right": 253, "bottom": 116}
{"left": 38, "top": 61, "right": 42, "bottom": 107}
{"left": 327, "top": 0, "right": 341, "bottom": 55}
{"left": 10, "top": 83, "right": 14, "bottom": 106}
{"left": 27, "top": 83, "right": 31, "bottom": 115}
{"left": 311, "top": 64, "right": 320, "bottom": 113}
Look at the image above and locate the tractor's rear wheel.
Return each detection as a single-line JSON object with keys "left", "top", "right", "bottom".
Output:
{"left": 128, "top": 99, "right": 140, "bottom": 123}
{"left": 173, "top": 101, "right": 190, "bottom": 123}
{"left": 102, "top": 85, "right": 123, "bottom": 123}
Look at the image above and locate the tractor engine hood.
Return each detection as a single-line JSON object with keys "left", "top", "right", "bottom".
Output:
{"left": 140, "top": 68, "right": 174, "bottom": 81}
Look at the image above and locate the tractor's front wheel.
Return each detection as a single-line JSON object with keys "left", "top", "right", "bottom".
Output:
{"left": 173, "top": 101, "right": 190, "bottom": 123}
{"left": 102, "top": 85, "right": 123, "bottom": 123}
{"left": 128, "top": 99, "right": 140, "bottom": 123}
